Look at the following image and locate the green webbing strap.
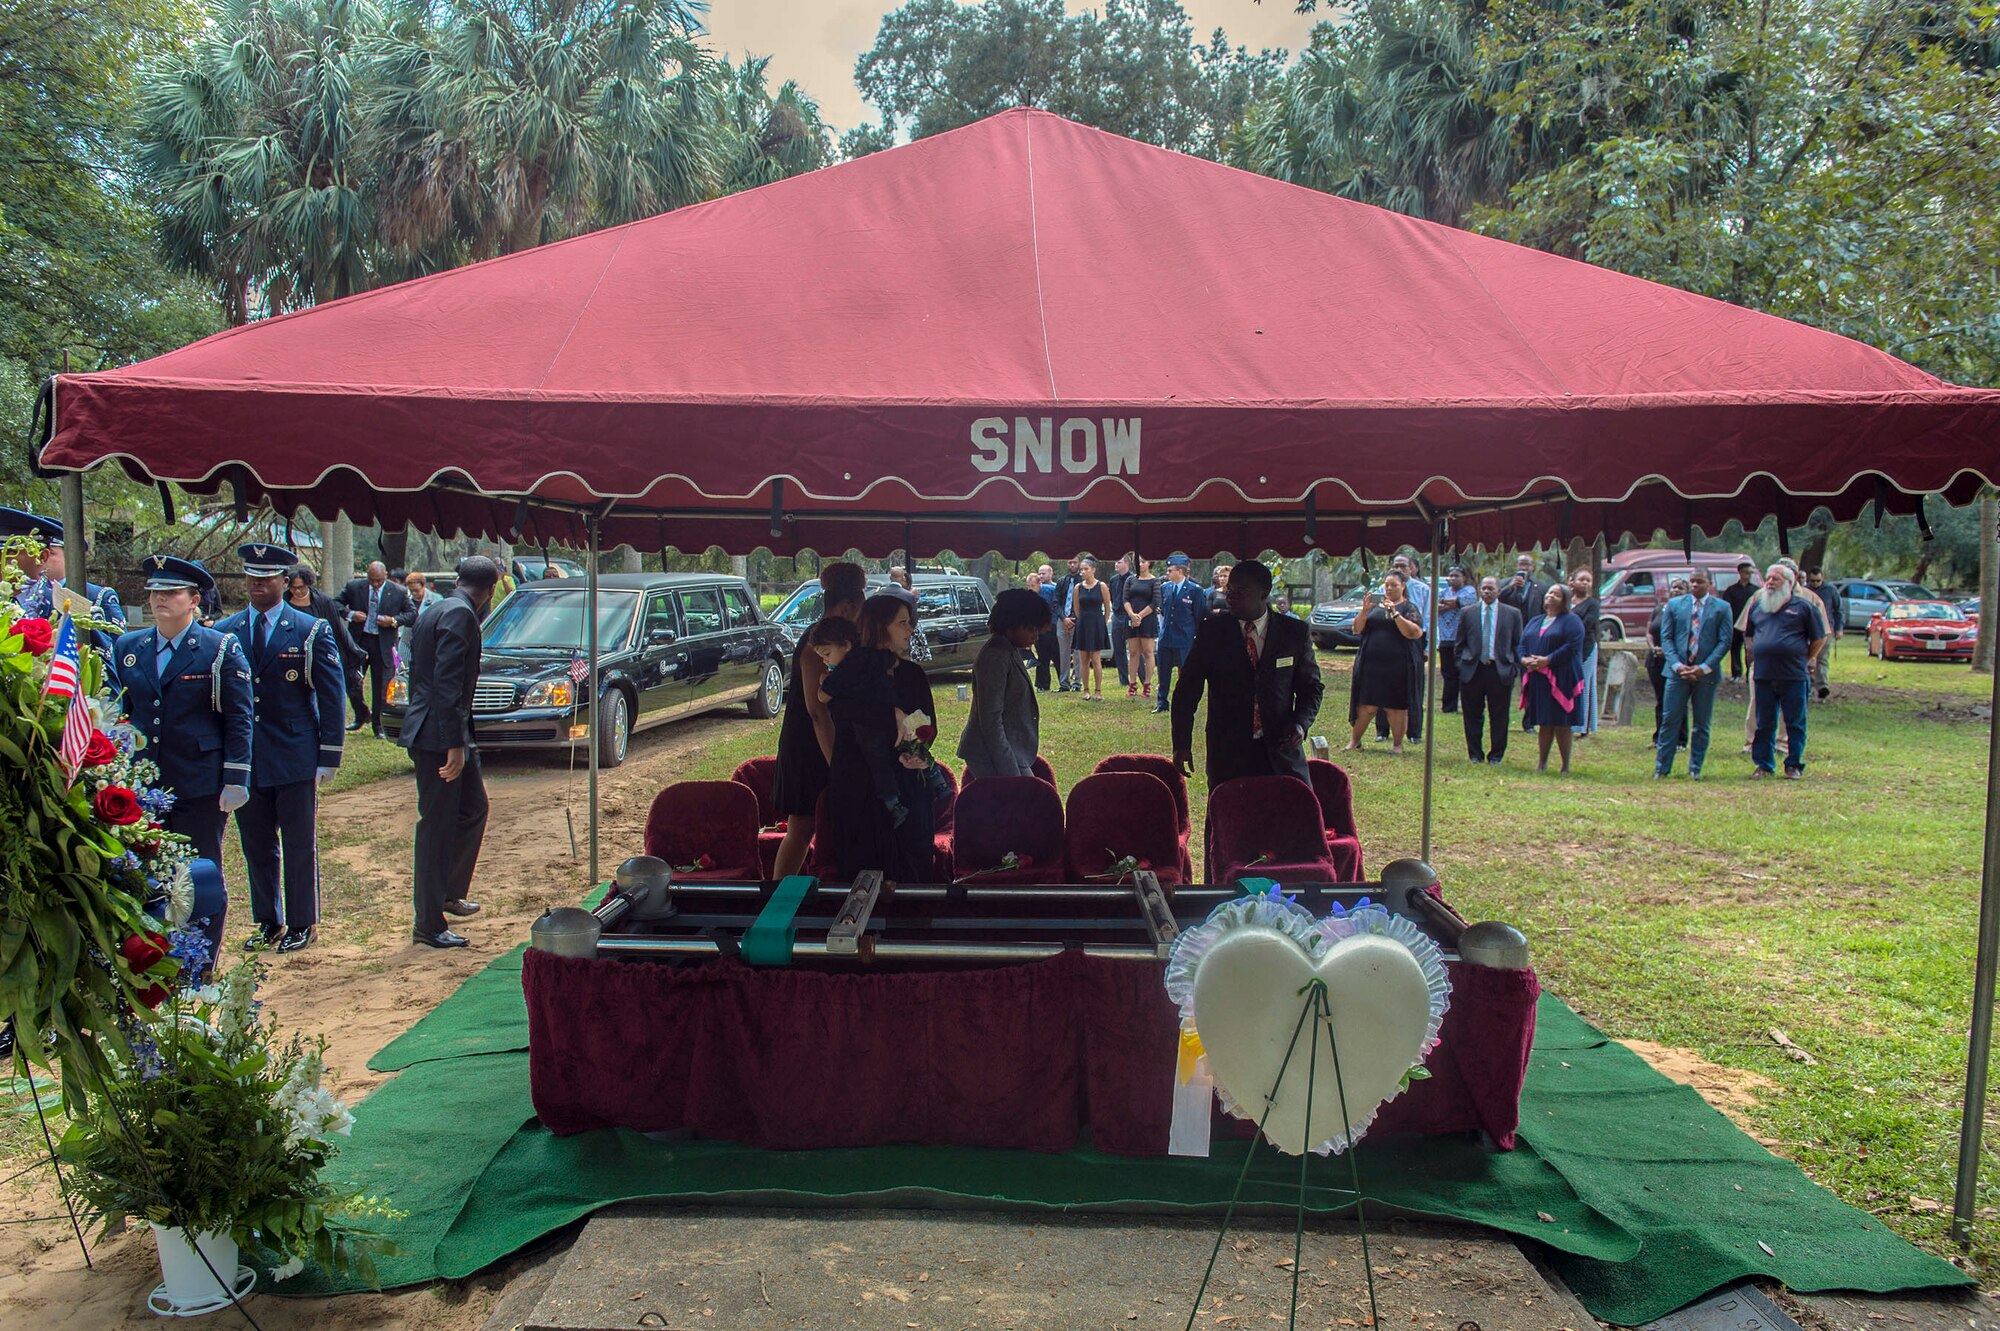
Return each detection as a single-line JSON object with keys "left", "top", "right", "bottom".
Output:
{"left": 742, "top": 875, "right": 815, "bottom": 966}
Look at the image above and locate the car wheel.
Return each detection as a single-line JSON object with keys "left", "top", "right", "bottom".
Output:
{"left": 749, "top": 658, "right": 785, "bottom": 718}
{"left": 1598, "top": 619, "right": 1624, "bottom": 643}
{"left": 594, "top": 688, "right": 630, "bottom": 768}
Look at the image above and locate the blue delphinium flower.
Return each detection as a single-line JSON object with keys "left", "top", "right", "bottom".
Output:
{"left": 167, "top": 929, "right": 213, "bottom": 987}
{"left": 115, "top": 1007, "right": 166, "bottom": 1081}
{"left": 137, "top": 787, "right": 178, "bottom": 819}
{"left": 1326, "top": 896, "right": 1373, "bottom": 918}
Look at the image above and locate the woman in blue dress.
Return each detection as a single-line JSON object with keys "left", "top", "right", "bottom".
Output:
{"left": 1519, "top": 584, "right": 1587, "bottom": 774}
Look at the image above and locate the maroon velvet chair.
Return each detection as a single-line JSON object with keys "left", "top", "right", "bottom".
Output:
{"left": 643, "top": 781, "right": 762, "bottom": 882}
{"left": 1306, "top": 758, "right": 1365, "bottom": 882}
{"left": 1204, "top": 776, "right": 1340, "bottom": 887}
{"left": 950, "top": 776, "right": 1065, "bottom": 885}
{"left": 930, "top": 761, "right": 959, "bottom": 881}
{"left": 731, "top": 755, "right": 784, "bottom": 879}
{"left": 1063, "top": 772, "right": 1185, "bottom": 888}
{"left": 1092, "top": 754, "right": 1193, "bottom": 880}
{"left": 808, "top": 769, "right": 959, "bottom": 882}
{"left": 1031, "top": 754, "right": 1057, "bottom": 788}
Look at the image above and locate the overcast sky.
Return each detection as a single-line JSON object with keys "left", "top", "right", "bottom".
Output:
{"left": 698, "top": 0, "right": 1323, "bottom": 133}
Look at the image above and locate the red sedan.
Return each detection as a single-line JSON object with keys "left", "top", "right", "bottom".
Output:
{"left": 1867, "top": 600, "right": 1978, "bottom": 661}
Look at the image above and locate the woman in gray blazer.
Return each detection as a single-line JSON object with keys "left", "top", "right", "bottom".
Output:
{"left": 958, "top": 589, "right": 1053, "bottom": 779}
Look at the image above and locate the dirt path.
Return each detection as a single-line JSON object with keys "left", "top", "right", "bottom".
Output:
{"left": 0, "top": 716, "right": 751, "bottom": 1330}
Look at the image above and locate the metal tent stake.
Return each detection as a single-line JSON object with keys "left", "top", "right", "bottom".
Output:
{"left": 1184, "top": 981, "right": 1380, "bottom": 1331}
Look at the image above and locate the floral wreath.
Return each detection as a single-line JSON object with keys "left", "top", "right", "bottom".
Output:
{"left": 1162, "top": 886, "right": 1453, "bottom": 1155}
{"left": 1, "top": 534, "right": 200, "bottom": 1108}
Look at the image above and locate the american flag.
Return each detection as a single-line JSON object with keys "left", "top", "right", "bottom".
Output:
{"left": 44, "top": 615, "right": 92, "bottom": 784}
{"left": 568, "top": 655, "right": 590, "bottom": 685}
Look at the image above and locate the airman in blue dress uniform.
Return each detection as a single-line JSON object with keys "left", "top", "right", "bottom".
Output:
{"left": 1, "top": 507, "right": 124, "bottom": 651}
{"left": 215, "top": 543, "right": 344, "bottom": 952}
{"left": 110, "top": 556, "right": 253, "bottom": 947}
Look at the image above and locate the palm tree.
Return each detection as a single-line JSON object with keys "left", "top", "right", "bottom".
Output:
{"left": 142, "top": 0, "right": 385, "bottom": 323}
{"left": 367, "top": 0, "right": 727, "bottom": 262}
{"left": 711, "top": 54, "right": 834, "bottom": 193}
{"left": 1228, "top": 3, "right": 1521, "bottom": 229}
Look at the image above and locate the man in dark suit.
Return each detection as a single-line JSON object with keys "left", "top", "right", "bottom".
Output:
{"left": 111, "top": 555, "right": 255, "bottom": 959}
{"left": 1455, "top": 575, "right": 1522, "bottom": 765}
{"left": 216, "top": 543, "right": 345, "bottom": 953}
{"left": 1171, "top": 559, "right": 1324, "bottom": 790}
{"left": 401, "top": 556, "right": 501, "bottom": 949}
{"left": 1497, "top": 552, "right": 1545, "bottom": 626}
{"left": 338, "top": 560, "right": 415, "bottom": 736}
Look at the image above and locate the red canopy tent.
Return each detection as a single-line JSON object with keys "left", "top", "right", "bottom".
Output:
{"left": 33, "top": 107, "right": 2000, "bottom": 1237}
{"left": 38, "top": 108, "right": 2000, "bottom": 557}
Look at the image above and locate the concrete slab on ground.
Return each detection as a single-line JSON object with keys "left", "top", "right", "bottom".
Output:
{"left": 1781, "top": 1285, "right": 1994, "bottom": 1331}
{"left": 521, "top": 1206, "right": 1590, "bottom": 1331}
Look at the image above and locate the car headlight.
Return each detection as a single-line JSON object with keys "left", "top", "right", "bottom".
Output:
{"left": 523, "top": 679, "right": 574, "bottom": 709}
{"left": 386, "top": 677, "right": 408, "bottom": 706}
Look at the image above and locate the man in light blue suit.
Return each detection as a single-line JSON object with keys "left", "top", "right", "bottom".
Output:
{"left": 1655, "top": 569, "right": 1732, "bottom": 778}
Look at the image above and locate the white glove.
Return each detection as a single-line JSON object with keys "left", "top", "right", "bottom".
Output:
{"left": 219, "top": 784, "right": 250, "bottom": 813}
{"left": 316, "top": 767, "right": 337, "bottom": 787}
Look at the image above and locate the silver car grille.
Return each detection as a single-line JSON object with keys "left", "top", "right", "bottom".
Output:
{"left": 473, "top": 679, "right": 518, "bottom": 713}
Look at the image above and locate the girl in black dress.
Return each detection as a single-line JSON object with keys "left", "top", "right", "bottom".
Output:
{"left": 770, "top": 562, "right": 868, "bottom": 879}
{"left": 1123, "top": 556, "right": 1159, "bottom": 701}
{"left": 825, "top": 594, "right": 939, "bottom": 882}
{"left": 1069, "top": 558, "right": 1112, "bottom": 701}
{"left": 815, "top": 620, "right": 912, "bottom": 833}
{"left": 1346, "top": 572, "right": 1425, "bottom": 754}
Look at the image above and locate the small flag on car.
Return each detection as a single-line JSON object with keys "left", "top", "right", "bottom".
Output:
{"left": 569, "top": 655, "right": 590, "bottom": 684}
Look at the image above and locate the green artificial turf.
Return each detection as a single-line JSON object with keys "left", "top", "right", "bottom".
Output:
{"left": 285, "top": 941, "right": 1968, "bottom": 1321}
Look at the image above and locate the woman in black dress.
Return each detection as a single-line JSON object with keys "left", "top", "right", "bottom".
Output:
{"left": 1122, "top": 555, "right": 1159, "bottom": 701}
{"left": 826, "top": 594, "right": 938, "bottom": 882}
{"left": 1069, "top": 557, "right": 1112, "bottom": 700}
{"left": 1346, "top": 572, "right": 1425, "bottom": 754}
{"left": 771, "top": 561, "right": 868, "bottom": 879}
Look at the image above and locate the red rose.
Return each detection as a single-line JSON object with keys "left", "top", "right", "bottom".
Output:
{"left": 916, "top": 724, "right": 936, "bottom": 744}
{"left": 93, "top": 786, "right": 144, "bottom": 826}
{"left": 81, "top": 731, "right": 118, "bottom": 767}
{"left": 120, "top": 931, "right": 168, "bottom": 971}
{"left": 12, "top": 617, "right": 53, "bottom": 655}
{"left": 135, "top": 983, "right": 171, "bottom": 1010}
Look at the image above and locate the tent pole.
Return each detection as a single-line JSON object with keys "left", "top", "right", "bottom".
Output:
{"left": 1951, "top": 607, "right": 2000, "bottom": 1243}
{"left": 59, "top": 471, "right": 86, "bottom": 596}
{"left": 586, "top": 514, "right": 601, "bottom": 889}
{"left": 1421, "top": 513, "right": 1441, "bottom": 862}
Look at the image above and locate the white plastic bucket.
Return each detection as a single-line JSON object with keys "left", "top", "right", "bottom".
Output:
{"left": 150, "top": 1224, "right": 240, "bottom": 1308}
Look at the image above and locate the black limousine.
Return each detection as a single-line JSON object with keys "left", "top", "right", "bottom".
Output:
{"left": 383, "top": 573, "right": 793, "bottom": 767}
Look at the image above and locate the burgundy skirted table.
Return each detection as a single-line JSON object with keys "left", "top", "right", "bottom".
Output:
{"left": 522, "top": 947, "right": 1539, "bottom": 1154}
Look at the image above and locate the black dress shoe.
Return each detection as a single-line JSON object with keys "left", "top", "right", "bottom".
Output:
{"left": 244, "top": 923, "right": 284, "bottom": 951}
{"left": 346, "top": 719, "right": 367, "bottom": 732}
{"left": 413, "top": 929, "right": 469, "bottom": 949}
{"left": 275, "top": 926, "right": 315, "bottom": 954}
{"left": 442, "top": 899, "right": 482, "bottom": 918}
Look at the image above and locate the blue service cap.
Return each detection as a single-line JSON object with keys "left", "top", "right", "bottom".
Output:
{"left": 140, "top": 554, "right": 216, "bottom": 594}
{"left": 1165, "top": 554, "right": 1191, "bottom": 567}
{"left": 238, "top": 542, "right": 298, "bottom": 578}
{"left": 0, "top": 506, "right": 62, "bottom": 546}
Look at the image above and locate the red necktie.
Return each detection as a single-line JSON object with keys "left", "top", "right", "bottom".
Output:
{"left": 1244, "top": 621, "right": 1262, "bottom": 736}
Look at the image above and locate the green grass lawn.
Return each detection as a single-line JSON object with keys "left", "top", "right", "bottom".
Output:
{"left": 7, "top": 643, "right": 1998, "bottom": 1281}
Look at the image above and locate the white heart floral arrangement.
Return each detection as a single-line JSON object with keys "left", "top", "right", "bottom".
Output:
{"left": 1164, "top": 890, "right": 1450, "bottom": 1156}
